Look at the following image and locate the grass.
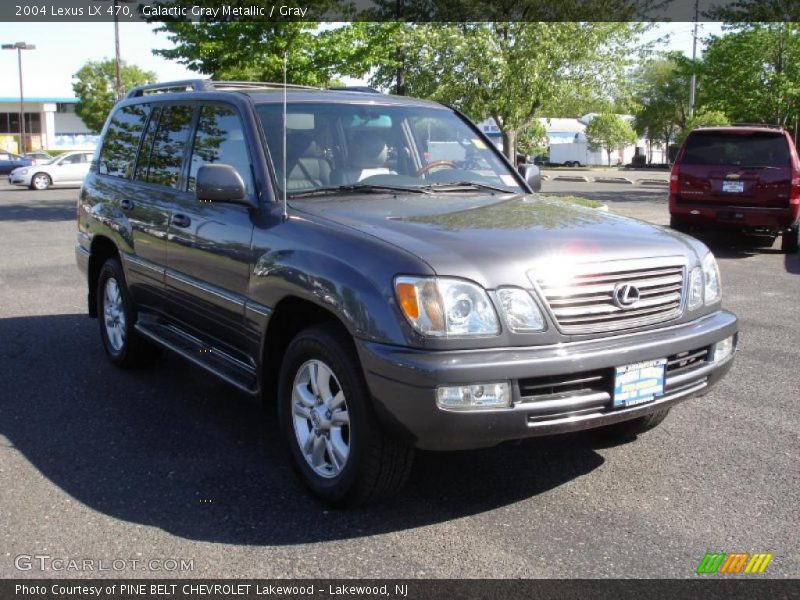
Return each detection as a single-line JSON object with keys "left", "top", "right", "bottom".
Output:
{"left": 538, "top": 194, "right": 605, "bottom": 209}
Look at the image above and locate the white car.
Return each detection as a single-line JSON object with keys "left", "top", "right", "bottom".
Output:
{"left": 9, "top": 150, "right": 94, "bottom": 190}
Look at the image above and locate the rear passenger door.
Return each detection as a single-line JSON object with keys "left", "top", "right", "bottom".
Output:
{"left": 164, "top": 102, "right": 256, "bottom": 355}
{"left": 120, "top": 103, "right": 195, "bottom": 311}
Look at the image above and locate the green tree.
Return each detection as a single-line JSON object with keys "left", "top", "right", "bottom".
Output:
{"left": 72, "top": 60, "right": 156, "bottom": 133}
{"left": 675, "top": 109, "right": 730, "bottom": 146}
{"left": 516, "top": 121, "right": 549, "bottom": 158}
{"left": 633, "top": 53, "right": 693, "bottom": 162}
{"left": 700, "top": 23, "right": 800, "bottom": 127}
{"left": 586, "top": 113, "right": 637, "bottom": 166}
{"left": 366, "top": 22, "right": 646, "bottom": 159}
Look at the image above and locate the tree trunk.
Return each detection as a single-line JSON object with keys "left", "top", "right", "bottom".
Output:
{"left": 502, "top": 129, "right": 517, "bottom": 162}
{"left": 606, "top": 148, "right": 612, "bottom": 166}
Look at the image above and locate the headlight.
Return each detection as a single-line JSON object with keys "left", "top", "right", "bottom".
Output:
{"left": 702, "top": 252, "right": 721, "bottom": 305}
{"left": 687, "top": 267, "right": 703, "bottom": 310}
{"left": 19, "top": 168, "right": 28, "bottom": 175}
{"left": 394, "top": 276, "right": 500, "bottom": 336}
{"left": 496, "top": 287, "right": 545, "bottom": 332}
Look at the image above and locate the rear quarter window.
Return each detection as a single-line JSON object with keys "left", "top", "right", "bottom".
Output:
{"left": 98, "top": 104, "right": 150, "bottom": 178}
{"left": 682, "top": 131, "right": 790, "bottom": 168}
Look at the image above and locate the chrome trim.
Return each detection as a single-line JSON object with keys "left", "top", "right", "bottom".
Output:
{"left": 122, "top": 253, "right": 165, "bottom": 276}
{"left": 166, "top": 269, "right": 246, "bottom": 308}
{"left": 525, "top": 380, "right": 707, "bottom": 433}
{"left": 529, "top": 256, "right": 688, "bottom": 334}
{"left": 75, "top": 244, "right": 90, "bottom": 258}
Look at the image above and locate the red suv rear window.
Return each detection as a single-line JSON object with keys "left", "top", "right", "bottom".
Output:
{"left": 682, "top": 131, "right": 790, "bottom": 168}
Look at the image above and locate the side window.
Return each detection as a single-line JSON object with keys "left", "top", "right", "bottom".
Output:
{"left": 98, "top": 104, "right": 149, "bottom": 178}
{"left": 134, "top": 106, "right": 161, "bottom": 183}
{"left": 146, "top": 104, "right": 194, "bottom": 189}
{"left": 62, "top": 154, "right": 83, "bottom": 165}
{"left": 188, "top": 104, "right": 253, "bottom": 194}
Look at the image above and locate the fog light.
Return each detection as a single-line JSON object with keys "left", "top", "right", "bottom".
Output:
{"left": 712, "top": 336, "right": 735, "bottom": 363}
{"left": 436, "top": 382, "right": 510, "bottom": 410}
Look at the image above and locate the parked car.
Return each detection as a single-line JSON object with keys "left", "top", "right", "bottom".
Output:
{"left": 669, "top": 124, "right": 800, "bottom": 253}
{"left": 0, "top": 152, "right": 32, "bottom": 175}
{"left": 76, "top": 80, "right": 738, "bottom": 506}
{"left": 9, "top": 150, "right": 94, "bottom": 190}
{"left": 23, "top": 150, "right": 54, "bottom": 165}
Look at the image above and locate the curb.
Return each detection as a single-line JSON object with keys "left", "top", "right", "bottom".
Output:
{"left": 554, "top": 175, "right": 590, "bottom": 182}
{"left": 593, "top": 177, "right": 633, "bottom": 184}
{"left": 637, "top": 178, "right": 669, "bottom": 186}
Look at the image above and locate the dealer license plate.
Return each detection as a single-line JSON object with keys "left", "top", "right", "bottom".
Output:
{"left": 613, "top": 358, "right": 666, "bottom": 408}
{"left": 722, "top": 180, "right": 744, "bottom": 193}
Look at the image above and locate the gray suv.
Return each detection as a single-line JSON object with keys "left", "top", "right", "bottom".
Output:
{"left": 76, "top": 80, "right": 738, "bottom": 506}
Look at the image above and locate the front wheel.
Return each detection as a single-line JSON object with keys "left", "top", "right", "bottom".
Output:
{"left": 30, "top": 173, "right": 51, "bottom": 190}
{"left": 781, "top": 225, "right": 799, "bottom": 253}
{"left": 278, "top": 324, "right": 414, "bottom": 507}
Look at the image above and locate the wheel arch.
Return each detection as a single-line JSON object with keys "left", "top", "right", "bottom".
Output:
{"left": 260, "top": 295, "right": 354, "bottom": 406}
{"left": 87, "top": 236, "right": 121, "bottom": 318}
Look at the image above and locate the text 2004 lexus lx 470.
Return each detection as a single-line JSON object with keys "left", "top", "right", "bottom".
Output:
{"left": 76, "top": 80, "right": 738, "bottom": 506}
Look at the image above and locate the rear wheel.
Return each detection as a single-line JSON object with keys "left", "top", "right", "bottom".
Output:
{"left": 30, "top": 173, "right": 51, "bottom": 190}
{"left": 781, "top": 225, "right": 799, "bottom": 253}
{"left": 670, "top": 215, "right": 690, "bottom": 233}
{"left": 593, "top": 408, "right": 671, "bottom": 441}
{"left": 278, "top": 323, "right": 414, "bottom": 507}
{"left": 96, "top": 258, "right": 158, "bottom": 368}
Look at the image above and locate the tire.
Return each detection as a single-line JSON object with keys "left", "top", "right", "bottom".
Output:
{"left": 670, "top": 215, "right": 690, "bottom": 233}
{"left": 96, "top": 258, "right": 158, "bottom": 368}
{"left": 30, "top": 172, "right": 51, "bottom": 190}
{"left": 593, "top": 407, "right": 671, "bottom": 441}
{"left": 278, "top": 323, "right": 414, "bottom": 507}
{"left": 573, "top": 161, "right": 582, "bottom": 167}
{"left": 781, "top": 225, "right": 799, "bottom": 253}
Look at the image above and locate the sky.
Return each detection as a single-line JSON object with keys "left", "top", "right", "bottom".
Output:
{"left": 0, "top": 22, "right": 725, "bottom": 99}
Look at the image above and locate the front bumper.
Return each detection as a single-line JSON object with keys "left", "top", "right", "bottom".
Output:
{"left": 8, "top": 172, "right": 30, "bottom": 186}
{"left": 358, "top": 310, "right": 738, "bottom": 450}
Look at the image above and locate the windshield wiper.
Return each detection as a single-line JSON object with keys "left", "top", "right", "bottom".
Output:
{"left": 288, "top": 183, "right": 430, "bottom": 198}
{"left": 419, "top": 181, "right": 517, "bottom": 194}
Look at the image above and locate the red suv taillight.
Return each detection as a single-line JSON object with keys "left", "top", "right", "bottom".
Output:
{"left": 669, "top": 163, "right": 679, "bottom": 195}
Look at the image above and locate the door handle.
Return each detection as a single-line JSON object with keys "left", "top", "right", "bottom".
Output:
{"left": 172, "top": 213, "right": 191, "bottom": 228}
{"left": 120, "top": 199, "right": 133, "bottom": 211}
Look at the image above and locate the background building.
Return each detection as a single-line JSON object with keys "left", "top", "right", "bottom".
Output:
{"left": 0, "top": 97, "right": 97, "bottom": 154}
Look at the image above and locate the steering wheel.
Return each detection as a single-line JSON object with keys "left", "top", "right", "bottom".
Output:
{"left": 416, "top": 160, "right": 456, "bottom": 177}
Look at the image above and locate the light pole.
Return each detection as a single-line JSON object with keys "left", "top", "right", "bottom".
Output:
{"left": 113, "top": 0, "right": 122, "bottom": 100}
{"left": 2, "top": 41, "right": 36, "bottom": 154}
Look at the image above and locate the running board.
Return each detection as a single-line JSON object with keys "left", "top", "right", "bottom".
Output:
{"left": 135, "top": 318, "right": 259, "bottom": 395}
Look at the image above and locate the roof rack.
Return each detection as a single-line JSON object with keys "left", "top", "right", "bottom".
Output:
{"left": 125, "top": 79, "right": 319, "bottom": 99}
{"left": 328, "top": 86, "right": 383, "bottom": 94}
{"left": 730, "top": 122, "right": 784, "bottom": 130}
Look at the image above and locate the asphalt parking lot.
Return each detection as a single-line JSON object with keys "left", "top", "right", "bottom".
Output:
{"left": 1, "top": 179, "right": 798, "bottom": 579}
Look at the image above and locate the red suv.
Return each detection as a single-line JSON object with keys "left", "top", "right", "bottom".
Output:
{"left": 669, "top": 125, "right": 800, "bottom": 253}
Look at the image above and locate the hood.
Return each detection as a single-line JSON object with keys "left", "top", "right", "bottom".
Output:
{"left": 291, "top": 193, "right": 702, "bottom": 289}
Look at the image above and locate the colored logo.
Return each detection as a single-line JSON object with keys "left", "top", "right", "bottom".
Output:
{"left": 696, "top": 552, "right": 773, "bottom": 574}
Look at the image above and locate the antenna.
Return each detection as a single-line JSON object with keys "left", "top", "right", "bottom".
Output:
{"left": 282, "top": 51, "right": 288, "bottom": 220}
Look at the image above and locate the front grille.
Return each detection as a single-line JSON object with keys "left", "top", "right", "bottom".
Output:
{"left": 666, "top": 346, "right": 710, "bottom": 378}
{"left": 532, "top": 258, "right": 686, "bottom": 334}
{"left": 516, "top": 345, "right": 710, "bottom": 421}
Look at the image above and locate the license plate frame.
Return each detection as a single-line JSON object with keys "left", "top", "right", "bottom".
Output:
{"left": 722, "top": 180, "right": 744, "bottom": 193}
{"left": 613, "top": 358, "right": 667, "bottom": 408}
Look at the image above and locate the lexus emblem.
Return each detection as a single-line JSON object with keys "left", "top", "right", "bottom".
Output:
{"left": 613, "top": 283, "right": 640, "bottom": 308}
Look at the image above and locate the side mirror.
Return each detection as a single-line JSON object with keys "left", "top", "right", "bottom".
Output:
{"left": 196, "top": 164, "right": 251, "bottom": 205}
{"left": 522, "top": 164, "right": 541, "bottom": 193}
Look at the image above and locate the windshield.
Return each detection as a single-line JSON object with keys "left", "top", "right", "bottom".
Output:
{"left": 682, "top": 131, "right": 790, "bottom": 168}
{"left": 256, "top": 102, "right": 523, "bottom": 197}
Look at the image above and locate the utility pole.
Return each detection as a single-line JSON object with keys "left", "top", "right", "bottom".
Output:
{"left": 689, "top": 0, "right": 699, "bottom": 118}
{"left": 2, "top": 41, "right": 36, "bottom": 154}
{"left": 114, "top": 0, "right": 123, "bottom": 100}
